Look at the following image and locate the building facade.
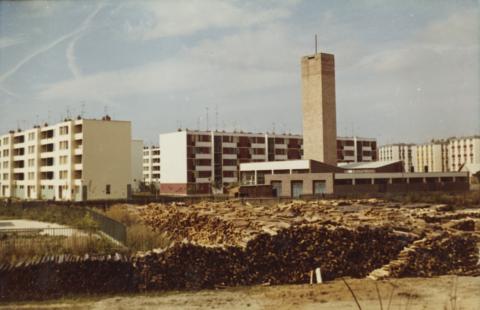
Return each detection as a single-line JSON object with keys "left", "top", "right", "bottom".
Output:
{"left": 380, "top": 136, "right": 480, "bottom": 173}
{"left": 337, "top": 136, "right": 377, "bottom": 163}
{"left": 379, "top": 144, "right": 416, "bottom": 172}
{"left": 302, "top": 53, "right": 337, "bottom": 165}
{"left": 131, "top": 140, "right": 144, "bottom": 191}
{"left": 142, "top": 146, "right": 161, "bottom": 187}
{"left": 447, "top": 136, "right": 480, "bottom": 172}
{"left": 0, "top": 118, "right": 132, "bottom": 201}
{"left": 159, "top": 130, "right": 377, "bottom": 195}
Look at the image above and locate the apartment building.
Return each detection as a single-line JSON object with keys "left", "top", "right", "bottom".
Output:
{"left": 0, "top": 117, "right": 132, "bottom": 201}
{"left": 380, "top": 136, "right": 480, "bottom": 173}
{"left": 159, "top": 130, "right": 377, "bottom": 195}
{"left": 379, "top": 144, "right": 416, "bottom": 172}
{"left": 448, "top": 136, "right": 480, "bottom": 172}
{"left": 337, "top": 136, "right": 377, "bottom": 163}
{"left": 142, "top": 146, "right": 161, "bottom": 187}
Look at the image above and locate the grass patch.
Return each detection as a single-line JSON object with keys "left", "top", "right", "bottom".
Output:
{"left": 103, "top": 205, "right": 170, "bottom": 251}
{"left": 384, "top": 191, "right": 480, "bottom": 207}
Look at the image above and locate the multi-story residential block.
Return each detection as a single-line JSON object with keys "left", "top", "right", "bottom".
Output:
{"left": 159, "top": 130, "right": 377, "bottom": 195}
{"left": 447, "top": 136, "right": 480, "bottom": 172}
{"left": 337, "top": 136, "right": 377, "bottom": 163}
{"left": 379, "top": 143, "right": 416, "bottom": 172}
{"left": 413, "top": 142, "right": 448, "bottom": 172}
{"left": 0, "top": 117, "right": 132, "bottom": 201}
{"left": 142, "top": 146, "right": 161, "bottom": 187}
{"left": 380, "top": 136, "right": 480, "bottom": 173}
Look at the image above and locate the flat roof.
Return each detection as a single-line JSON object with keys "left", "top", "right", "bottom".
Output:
{"left": 338, "top": 160, "right": 401, "bottom": 169}
{"left": 240, "top": 160, "right": 310, "bottom": 171}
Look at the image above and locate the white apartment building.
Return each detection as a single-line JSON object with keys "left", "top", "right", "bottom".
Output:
{"left": 142, "top": 146, "right": 160, "bottom": 187}
{"left": 0, "top": 117, "right": 132, "bottom": 201}
{"left": 159, "top": 130, "right": 378, "bottom": 195}
{"left": 448, "top": 136, "right": 480, "bottom": 172}
{"left": 413, "top": 142, "right": 448, "bottom": 172}
{"left": 380, "top": 136, "right": 480, "bottom": 174}
{"left": 379, "top": 144, "right": 416, "bottom": 172}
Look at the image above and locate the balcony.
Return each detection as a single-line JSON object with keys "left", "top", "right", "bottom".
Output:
{"left": 40, "top": 130, "right": 54, "bottom": 140}
{"left": 195, "top": 153, "right": 211, "bottom": 159}
{"left": 222, "top": 154, "right": 237, "bottom": 160}
{"left": 195, "top": 165, "right": 212, "bottom": 171}
{"left": 196, "top": 141, "right": 211, "bottom": 147}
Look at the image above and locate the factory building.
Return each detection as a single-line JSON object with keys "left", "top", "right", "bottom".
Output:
{"left": 237, "top": 50, "right": 470, "bottom": 197}
{"left": 0, "top": 117, "right": 133, "bottom": 201}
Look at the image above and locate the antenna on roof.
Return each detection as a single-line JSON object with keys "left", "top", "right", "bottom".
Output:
{"left": 80, "top": 102, "right": 85, "bottom": 118}
{"left": 206, "top": 107, "right": 209, "bottom": 131}
{"left": 315, "top": 34, "right": 318, "bottom": 55}
{"left": 215, "top": 104, "right": 218, "bottom": 131}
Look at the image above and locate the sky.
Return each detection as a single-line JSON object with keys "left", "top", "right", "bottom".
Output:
{"left": 0, "top": 0, "right": 478, "bottom": 146}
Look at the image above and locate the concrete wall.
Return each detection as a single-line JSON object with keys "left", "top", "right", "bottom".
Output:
{"left": 265, "top": 173, "right": 334, "bottom": 198}
{"left": 83, "top": 120, "right": 131, "bottom": 200}
{"left": 131, "top": 140, "right": 143, "bottom": 191}
{"left": 301, "top": 53, "right": 337, "bottom": 165}
{"left": 159, "top": 131, "right": 187, "bottom": 194}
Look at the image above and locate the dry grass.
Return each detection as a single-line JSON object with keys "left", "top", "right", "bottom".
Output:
{"left": 103, "top": 205, "right": 170, "bottom": 251}
{"left": 0, "top": 233, "right": 120, "bottom": 264}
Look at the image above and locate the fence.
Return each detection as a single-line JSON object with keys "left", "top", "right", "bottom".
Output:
{"left": 0, "top": 227, "right": 104, "bottom": 253}
{"left": 87, "top": 209, "right": 127, "bottom": 245}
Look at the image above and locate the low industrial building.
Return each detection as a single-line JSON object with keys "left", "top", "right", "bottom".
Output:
{"left": 0, "top": 117, "right": 133, "bottom": 201}
{"left": 239, "top": 160, "right": 469, "bottom": 198}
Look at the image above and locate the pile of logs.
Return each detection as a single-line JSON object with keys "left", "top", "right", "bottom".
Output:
{"left": 370, "top": 231, "right": 479, "bottom": 279}
{"left": 0, "top": 253, "right": 134, "bottom": 301}
{"left": 134, "top": 225, "right": 415, "bottom": 291}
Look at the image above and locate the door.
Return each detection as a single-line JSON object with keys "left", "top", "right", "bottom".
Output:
{"left": 313, "top": 180, "right": 326, "bottom": 195}
{"left": 58, "top": 186, "right": 63, "bottom": 199}
{"left": 82, "top": 185, "right": 87, "bottom": 201}
{"left": 291, "top": 181, "right": 303, "bottom": 198}
{"left": 271, "top": 181, "right": 282, "bottom": 197}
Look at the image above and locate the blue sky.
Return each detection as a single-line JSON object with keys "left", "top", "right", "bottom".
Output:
{"left": 0, "top": 0, "right": 478, "bottom": 145}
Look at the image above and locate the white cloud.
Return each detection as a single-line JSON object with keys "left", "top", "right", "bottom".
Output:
{"left": 125, "top": 0, "right": 294, "bottom": 40}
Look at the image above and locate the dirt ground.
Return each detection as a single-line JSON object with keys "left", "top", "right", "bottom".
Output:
{"left": 2, "top": 276, "right": 479, "bottom": 310}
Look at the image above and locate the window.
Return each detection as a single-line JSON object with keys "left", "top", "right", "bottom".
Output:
{"left": 28, "top": 145, "right": 35, "bottom": 154}
{"left": 28, "top": 172, "right": 35, "bottom": 180}
{"left": 2, "top": 173, "right": 8, "bottom": 180}
{"left": 3, "top": 150, "right": 9, "bottom": 157}
{"left": 106, "top": 184, "right": 111, "bottom": 194}
{"left": 60, "top": 126, "right": 69, "bottom": 135}
{"left": 2, "top": 161, "right": 8, "bottom": 169}
{"left": 59, "top": 141, "right": 69, "bottom": 150}
{"left": 59, "top": 155, "right": 68, "bottom": 165}
{"left": 3, "top": 137, "right": 8, "bottom": 144}
{"left": 59, "top": 170, "right": 68, "bottom": 179}
{"left": 28, "top": 132, "right": 35, "bottom": 141}
{"left": 28, "top": 159, "right": 35, "bottom": 167}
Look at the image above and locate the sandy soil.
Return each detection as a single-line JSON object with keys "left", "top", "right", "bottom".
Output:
{"left": 3, "top": 276, "right": 479, "bottom": 310}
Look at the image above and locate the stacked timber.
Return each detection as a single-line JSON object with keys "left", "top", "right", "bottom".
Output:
{"left": 369, "top": 232, "right": 479, "bottom": 279}
{"left": 133, "top": 225, "right": 415, "bottom": 290}
{"left": 0, "top": 253, "right": 134, "bottom": 301}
